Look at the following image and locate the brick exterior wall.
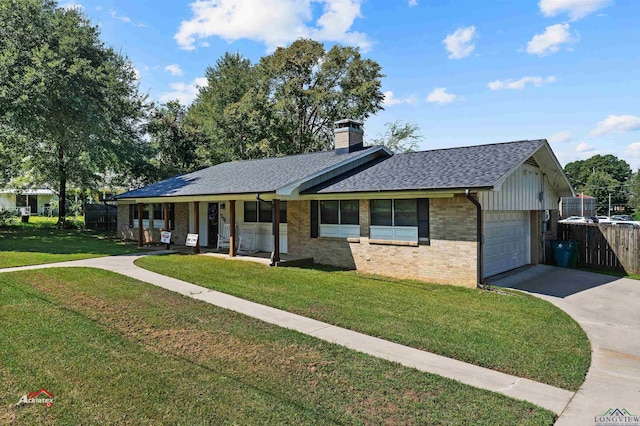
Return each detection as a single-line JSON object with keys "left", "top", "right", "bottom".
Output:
{"left": 116, "top": 202, "right": 190, "bottom": 245}
{"left": 287, "top": 195, "right": 478, "bottom": 287}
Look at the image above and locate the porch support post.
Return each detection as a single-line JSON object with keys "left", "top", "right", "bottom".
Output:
{"left": 137, "top": 203, "right": 144, "bottom": 248}
{"left": 163, "top": 203, "right": 170, "bottom": 250}
{"left": 272, "top": 199, "right": 281, "bottom": 265}
{"left": 193, "top": 201, "right": 200, "bottom": 254}
{"left": 229, "top": 200, "right": 236, "bottom": 257}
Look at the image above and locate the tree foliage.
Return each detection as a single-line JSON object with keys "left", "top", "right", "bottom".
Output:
{"left": 0, "top": 0, "right": 147, "bottom": 225}
{"left": 187, "top": 39, "right": 385, "bottom": 160}
{"left": 564, "top": 154, "right": 632, "bottom": 213}
{"left": 369, "top": 120, "right": 423, "bottom": 153}
{"left": 147, "top": 101, "right": 205, "bottom": 180}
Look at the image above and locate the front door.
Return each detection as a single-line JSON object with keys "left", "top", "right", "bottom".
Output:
{"left": 28, "top": 196, "right": 38, "bottom": 215}
{"left": 208, "top": 203, "right": 219, "bottom": 248}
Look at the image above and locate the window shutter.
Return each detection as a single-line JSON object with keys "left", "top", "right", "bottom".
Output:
{"left": 418, "top": 199, "right": 429, "bottom": 242}
{"left": 310, "top": 200, "right": 319, "bottom": 238}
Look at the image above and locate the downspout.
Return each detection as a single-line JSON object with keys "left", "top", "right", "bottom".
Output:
{"left": 465, "top": 189, "right": 484, "bottom": 287}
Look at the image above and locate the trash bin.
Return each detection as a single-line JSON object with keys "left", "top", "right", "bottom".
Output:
{"left": 551, "top": 240, "right": 580, "bottom": 268}
{"left": 21, "top": 215, "right": 29, "bottom": 223}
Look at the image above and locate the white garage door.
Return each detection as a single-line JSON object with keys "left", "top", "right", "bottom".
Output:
{"left": 483, "top": 211, "right": 530, "bottom": 278}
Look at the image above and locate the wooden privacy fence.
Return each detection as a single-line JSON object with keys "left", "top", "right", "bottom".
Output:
{"left": 558, "top": 223, "right": 640, "bottom": 274}
{"left": 84, "top": 203, "right": 117, "bottom": 231}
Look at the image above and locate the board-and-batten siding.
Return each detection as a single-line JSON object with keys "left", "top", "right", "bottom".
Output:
{"left": 479, "top": 163, "right": 558, "bottom": 211}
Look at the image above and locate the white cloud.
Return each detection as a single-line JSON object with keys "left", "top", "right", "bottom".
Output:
{"left": 382, "top": 91, "right": 416, "bottom": 106}
{"left": 576, "top": 142, "right": 595, "bottom": 153}
{"left": 164, "top": 64, "right": 183, "bottom": 76}
{"left": 408, "top": 0, "right": 418, "bottom": 6}
{"left": 591, "top": 115, "right": 640, "bottom": 136}
{"left": 132, "top": 68, "right": 140, "bottom": 81}
{"left": 526, "top": 24, "right": 577, "bottom": 56}
{"left": 174, "top": 0, "right": 371, "bottom": 52}
{"left": 487, "top": 75, "right": 556, "bottom": 90}
{"left": 109, "top": 9, "right": 131, "bottom": 23}
{"left": 548, "top": 131, "right": 573, "bottom": 143}
{"left": 160, "top": 77, "right": 209, "bottom": 105}
{"left": 626, "top": 142, "right": 640, "bottom": 157}
{"left": 59, "top": 3, "right": 83, "bottom": 10}
{"left": 443, "top": 26, "right": 476, "bottom": 59}
{"left": 539, "top": 0, "right": 612, "bottom": 21}
{"left": 426, "top": 87, "right": 457, "bottom": 104}
{"left": 108, "top": 8, "right": 146, "bottom": 27}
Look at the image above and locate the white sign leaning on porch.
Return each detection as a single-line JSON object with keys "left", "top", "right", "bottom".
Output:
{"left": 160, "top": 231, "right": 172, "bottom": 244}
{"left": 185, "top": 233, "right": 199, "bottom": 247}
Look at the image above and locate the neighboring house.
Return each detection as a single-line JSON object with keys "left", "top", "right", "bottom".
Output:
{"left": 0, "top": 188, "right": 57, "bottom": 216}
{"left": 559, "top": 194, "right": 596, "bottom": 218}
{"left": 114, "top": 120, "right": 574, "bottom": 287}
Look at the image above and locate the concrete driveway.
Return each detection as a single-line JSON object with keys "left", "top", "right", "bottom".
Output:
{"left": 491, "top": 265, "right": 640, "bottom": 426}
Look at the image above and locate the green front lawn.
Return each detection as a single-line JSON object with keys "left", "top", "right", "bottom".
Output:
{"left": 0, "top": 268, "right": 555, "bottom": 425}
{"left": 0, "top": 217, "right": 141, "bottom": 268}
{"left": 136, "top": 255, "right": 591, "bottom": 391}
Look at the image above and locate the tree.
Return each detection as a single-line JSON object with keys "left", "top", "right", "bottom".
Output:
{"left": 564, "top": 154, "right": 632, "bottom": 192}
{"left": 147, "top": 101, "right": 205, "bottom": 180}
{"left": 1, "top": 0, "right": 147, "bottom": 225}
{"left": 564, "top": 154, "right": 632, "bottom": 211}
{"left": 188, "top": 52, "right": 258, "bottom": 162}
{"left": 188, "top": 39, "right": 385, "bottom": 160}
{"left": 584, "top": 171, "right": 622, "bottom": 215}
{"left": 629, "top": 170, "right": 640, "bottom": 219}
{"left": 369, "top": 120, "right": 423, "bottom": 153}
{"left": 258, "top": 39, "right": 385, "bottom": 155}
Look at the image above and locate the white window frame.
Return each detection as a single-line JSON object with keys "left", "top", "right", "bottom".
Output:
{"left": 319, "top": 200, "right": 360, "bottom": 238}
{"left": 369, "top": 199, "right": 419, "bottom": 242}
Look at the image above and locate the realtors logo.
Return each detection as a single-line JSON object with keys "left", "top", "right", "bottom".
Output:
{"left": 16, "top": 388, "right": 54, "bottom": 407}
{"left": 595, "top": 408, "right": 639, "bottom": 426}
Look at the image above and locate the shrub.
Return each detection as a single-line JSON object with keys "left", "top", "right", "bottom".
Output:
{"left": 0, "top": 210, "right": 16, "bottom": 227}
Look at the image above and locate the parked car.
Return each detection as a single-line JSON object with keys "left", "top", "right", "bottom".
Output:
{"left": 558, "top": 216, "right": 589, "bottom": 224}
{"left": 611, "top": 215, "right": 633, "bottom": 221}
{"left": 613, "top": 222, "right": 640, "bottom": 228}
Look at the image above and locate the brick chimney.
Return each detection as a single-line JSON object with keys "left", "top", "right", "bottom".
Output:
{"left": 334, "top": 119, "right": 364, "bottom": 154}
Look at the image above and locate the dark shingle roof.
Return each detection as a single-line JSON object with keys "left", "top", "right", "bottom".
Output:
{"left": 306, "top": 140, "right": 546, "bottom": 194}
{"left": 116, "top": 146, "right": 385, "bottom": 199}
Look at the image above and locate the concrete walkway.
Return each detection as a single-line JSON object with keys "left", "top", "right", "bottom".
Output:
{"left": 492, "top": 265, "right": 640, "bottom": 426}
{"left": 1, "top": 254, "right": 572, "bottom": 414}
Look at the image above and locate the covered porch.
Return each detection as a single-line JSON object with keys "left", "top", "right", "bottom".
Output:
{"left": 124, "top": 196, "right": 289, "bottom": 266}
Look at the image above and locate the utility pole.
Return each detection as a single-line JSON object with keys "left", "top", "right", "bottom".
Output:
{"left": 581, "top": 193, "right": 584, "bottom": 217}
{"left": 608, "top": 193, "right": 612, "bottom": 217}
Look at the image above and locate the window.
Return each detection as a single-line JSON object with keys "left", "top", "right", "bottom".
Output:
{"left": 370, "top": 199, "right": 428, "bottom": 243}
{"left": 320, "top": 200, "right": 359, "bottom": 225}
{"left": 394, "top": 199, "right": 418, "bottom": 227}
{"left": 371, "top": 199, "right": 417, "bottom": 227}
{"left": 244, "top": 201, "right": 257, "bottom": 222}
{"left": 244, "top": 201, "right": 287, "bottom": 223}
{"left": 279, "top": 201, "right": 287, "bottom": 223}
{"left": 320, "top": 201, "right": 339, "bottom": 224}
{"left": 130, "top": 203, "right": 174, "bottom": 229}
{"left": 259, "top": 201, "right": 272, "bottom": 223}
{"left": 318, "top": 200, "right": 360, "bottom": 238}
{"left": 370, "top": 199, "right": 392, "bottom": 226}
{"left": 133, "top": 204, "right": 150, "bottom": 220}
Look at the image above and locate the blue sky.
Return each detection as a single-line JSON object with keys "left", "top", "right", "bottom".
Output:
{"left": 60, "top": 0, "right": 640, "bottom": 170}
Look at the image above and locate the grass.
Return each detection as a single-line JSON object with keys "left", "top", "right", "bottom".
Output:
{"left": 136, "top": 255, "right": 591, "bottom": 391}
{"left": 0, "top": 268, "right": 556, "bottom": 425}
{"left": 0, "top": 216, "right": 142, "bottom": 268}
